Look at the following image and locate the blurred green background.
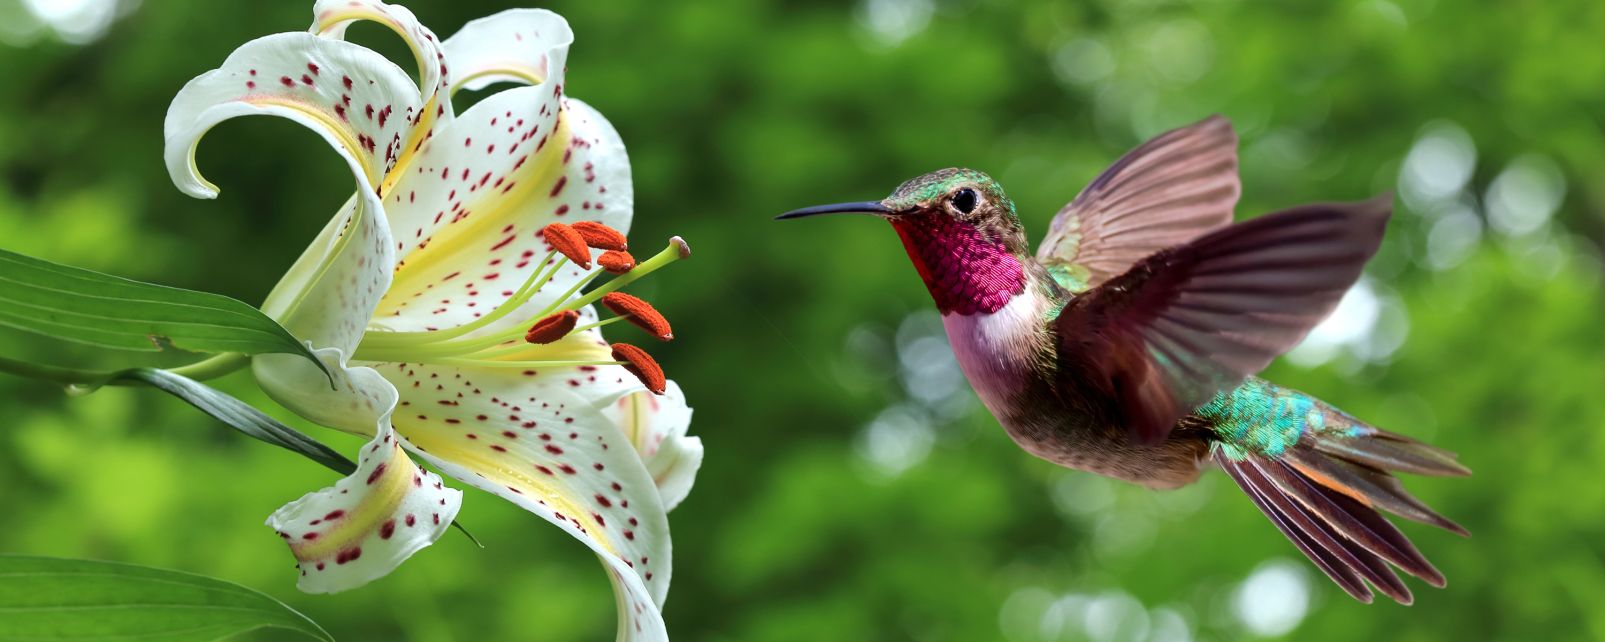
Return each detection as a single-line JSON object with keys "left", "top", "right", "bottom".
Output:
{"left": 2, "top": 0, "right": 1603, "bottom": 640}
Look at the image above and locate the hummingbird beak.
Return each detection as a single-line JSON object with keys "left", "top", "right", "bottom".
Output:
{"left": 774, "top": 201, "right": 895, "bottom": 220}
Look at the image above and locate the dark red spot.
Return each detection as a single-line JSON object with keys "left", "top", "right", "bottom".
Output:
{"left": 595, "top": 494, "right": 613, "bottom": 508}
{"left": 302, "top": 532, "right": 318, "bottom": 540}
{"left": 545, "top": 444, "right": 564, "bottom": 455}
{"left": 300, "top": 74, "right": 314, "bottom": 86}
{"left": 379, "top": 519, "right": 397, "bottom": 540}
{"left": 279, "top": 76, "right": 294, "bottom": 87}
{"left": 405, "top": 513, "right": 417, "bottom": 527}
{"left": 335, "top": 547, "right": 362, "bottom": 564}
{"left": 324, "top": 510, "right": 346, "bottom": 521}
{"left": 365, "top": 463, "right": 388, "bottom": 485}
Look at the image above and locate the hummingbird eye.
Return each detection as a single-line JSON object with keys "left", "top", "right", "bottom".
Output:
{"left": 951, "top": 188, "right": 978, "bottom": 215}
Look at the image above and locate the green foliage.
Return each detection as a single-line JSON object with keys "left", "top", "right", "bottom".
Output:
{"left": 108, "top": 368, "right": 356, "bottom": 476}
{"left": 0, "top": 555, "right": 331, "bottom": 642}
{"left": 0, "top": 248, "right": 322, "bottom": 369}
{"left": 1, "top": 0, "right": 1603, "bottom": 641}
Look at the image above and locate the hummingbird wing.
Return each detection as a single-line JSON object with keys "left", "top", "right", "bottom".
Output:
{"left": 1036, "top": 115, "right": 1239, "bottom": 293}
{"left": 1052, "top": 197, "right": 1391, "bottom": 445}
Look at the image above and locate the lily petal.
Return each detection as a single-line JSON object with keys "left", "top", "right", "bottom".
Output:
{"left": 310, "top": 0, "right": 450, "bottom": 194}
{"left": 370, "top": 21, "right": 632, "bottom": 334}
{"left": 165, "top": 31, "right": 423, "bottom": 197}
{"left": 267, "top": 423, "right": 462, "bottom": 594}
{"left": 443, "top": 9, "right": 565, "bottom": 93}
{"left": 165, "top": 31, "right": 416, "bottom": 427}
{"left": 311, "top": 0, "right": 446, "bottom": 102}
{"left": 374, "top": 362, "right": 671, "bottom": 609}
{"left": 606, "top": 380, "right": 701, "bottom": 512}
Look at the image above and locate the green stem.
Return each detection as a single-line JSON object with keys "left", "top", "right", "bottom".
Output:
{"left": 0, "top": 352, "right": 249, "bottom": 388}
{"left": 166, "top": 352, "right": 250, "bottom": 380}
{"left": 565, "top": 241, "right": 687, "bottom": 311}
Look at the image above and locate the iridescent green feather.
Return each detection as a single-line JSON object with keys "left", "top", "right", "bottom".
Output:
{"left": 1197, "top": 377, "right": 1362, "bottom": 460}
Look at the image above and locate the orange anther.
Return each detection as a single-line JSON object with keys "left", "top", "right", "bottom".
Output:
{"left": 541, "top": 223, "right": 592, "bottom": 269}
{"left": 598, "top": 250, "right": 636, "bottom": 273}
{"left": 601, "top": 292, "right": 672, "bottom": 341}
{"left": 572, "top": 221, "right": 628, "bottom": 251}
{"left": 525, "top": 310, "right": 580, "bottom": 344}
{"left": 611, "top": 342, "right": 665, "bottom": 395}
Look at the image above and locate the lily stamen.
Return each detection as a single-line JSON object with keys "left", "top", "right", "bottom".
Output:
{"left": 601, "top": 292, "right": 673, "bottom": 341}
{"left": 525, "top": 310, "right": 580, "bottom": 344}
{"left": 611, "top": 342, "right": 666, "bottom": 394}
{"left": 351, "top": 236, "right": 688, "bottom": 366}
{"left": 572, "top": 221, "right": 628, "bottom": 251}
{"left": 542, "top": 222, "right": 593, "bottom": 269}
{"left": 598, "top": 250, "right": 635, "bottom": 273}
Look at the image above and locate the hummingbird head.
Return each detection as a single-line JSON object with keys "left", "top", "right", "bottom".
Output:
{"left": 777, "top": 168, "right": 1032, "bottom": 315}
{"left": 776, "top": 168, "right": 1025, "bottom": 249}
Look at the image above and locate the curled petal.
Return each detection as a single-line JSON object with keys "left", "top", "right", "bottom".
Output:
{"left": 604, "top": 381, "right": 701, "bottom": 512}
{"left": 311, "top": 0, "right": 450, "bottom": 191}
{"left": 164, "top": 32, "right": 422, "bottom": 197}
{"left": 168, "top": 30, "right": 407, "bottom": 362}
{"left": 443, "top": 9, "right": 570, "bottom": 93}
{"left": 267, "top": 425, "right": 462, "bottom": 594}
{"left": 312, "top": 0, "right": 446, "bottom": 103}
{"left": 375, "top": 364, "right": 672, "bottom": 631}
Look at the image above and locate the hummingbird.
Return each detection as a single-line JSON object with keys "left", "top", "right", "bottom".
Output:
{"left": 777, "top": 115, "right": 1469, "bottom": 604}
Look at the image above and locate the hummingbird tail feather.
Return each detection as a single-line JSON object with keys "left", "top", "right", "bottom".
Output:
{"left": 1214, "top": 408, "right": 1469, "bottom": 605}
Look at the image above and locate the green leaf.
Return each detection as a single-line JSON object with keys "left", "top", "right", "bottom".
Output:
{"left": 117, "top": 368, "right": 359, "bottom": 476}
{"left": 0, "top": 248, "right": 320, "bottom": 366}
{"left": 108, "top": 368, "right": 481, "bottom": 547}
{"left": 0, "top": 555, "right": 332, "bottom": 642}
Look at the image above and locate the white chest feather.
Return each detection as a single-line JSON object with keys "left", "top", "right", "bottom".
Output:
{"left": 941, "top": 290, "right": 1046, "bottom": 416}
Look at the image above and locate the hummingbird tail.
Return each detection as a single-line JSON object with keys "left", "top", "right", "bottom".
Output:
{"left": 1211, "top": 397, "right": 1469, "bottom": 605}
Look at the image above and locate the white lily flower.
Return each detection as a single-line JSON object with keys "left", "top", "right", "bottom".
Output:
{"left": 162, "top": 2, "right": 699, "bottom": 638}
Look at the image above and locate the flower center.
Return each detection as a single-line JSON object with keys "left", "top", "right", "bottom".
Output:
{"left": 352, "top": 223, "right": 687, "bottom": 392}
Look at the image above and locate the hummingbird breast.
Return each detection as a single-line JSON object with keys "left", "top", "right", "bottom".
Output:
{"left": 943, "top": 282, "right": 1211, "bottom": 489}
{"left": 941, "top": 288, "right": 1052, "bottom": 419}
